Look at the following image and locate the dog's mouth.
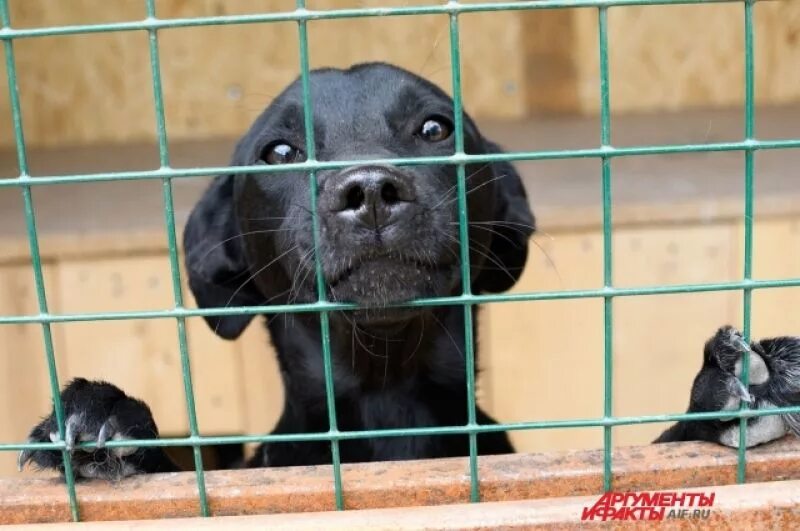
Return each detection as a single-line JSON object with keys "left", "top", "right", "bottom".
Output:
{"left": 329, "top": 253, "right": 448, "bottom": 290}
{"left": 326, "top": 253, "right": 453, "bottom": 318}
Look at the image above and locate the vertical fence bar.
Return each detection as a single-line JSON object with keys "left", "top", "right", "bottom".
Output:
{"left": 295, "top": 0, "right": 344, "bottom": 510}
{"left": 144, "top": 0, "right": 209, "bottom": 515}
{"left": 737, "top": 0, "right": 756, "bottom": 484}
{"left": 598, "top": 5, "right": 614, "bottom": 492}
{"left": 0, "top": 0, "right": 81, "bottom": 520}
{"left": 447, "top": 2, "right": 480, "bottom": 503}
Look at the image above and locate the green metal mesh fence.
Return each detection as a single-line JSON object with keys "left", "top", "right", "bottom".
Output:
{"left": 1, "top": 0, "right": 800, "bottom": 522}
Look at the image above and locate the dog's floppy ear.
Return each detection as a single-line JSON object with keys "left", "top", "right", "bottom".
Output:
{"left": 472, "top": 140, "right": 535, "bottom": 294}
{"left": 183, "top": 175, "right": 260, "bottom": 340}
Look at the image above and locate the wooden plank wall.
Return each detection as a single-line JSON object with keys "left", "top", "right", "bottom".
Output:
{"left": 526, "top": 2, "right": 800, "bottom": 115}
{"left": 0, "top": 264, "right": 62, "bottom": 477}
{"left": 0, "top": 0, "right": 526, "bottom": 148}
{"left": 1, "top": 1, "right": 799, "bottom": 148}
{"left": 482, "top": 216, "right": 800, "bottom": 453}
{"left": 0, "top": 253, "right": 285, "bottom": 478}
{"left": 2, "top": 214, "right": 799, "bottom": 477}
{"left": 569, "top": 2, "right": 800, "bottom": 114}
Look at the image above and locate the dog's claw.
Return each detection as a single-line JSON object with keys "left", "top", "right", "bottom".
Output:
{"left": 734, "top": 336, "right": 752, "bottom": 353}
{"left": 734, "top": 379, "right": 755, "bottom": 403}
{"left": 17, "top": 448, "right": 32, "bottom": 472}
{"left": 64, "top": 415, "right": 80, "bottom": 452}
{"left": 96, "top": 420, "right": 114, "bottom": 449}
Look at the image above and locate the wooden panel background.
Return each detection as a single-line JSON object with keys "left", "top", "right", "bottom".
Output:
{"left": 481, "top": 217, "right": 800, "bottom": 452}
{"left": 50, "top": 255, "right": 283, "bottom": 437}
{"left": 1, "top": 216, "right": 799, "bottom": 476}
{"left": 1, "top": 1, "right": 799, "bottom": 148}
{"left": 532, "top": 1, "right": 800, "bottom": 114}
{"left": 0, "top": 255, "right": 284, "bottom": 477}
{"left": 0, "top": 264, "right": 62, "bottom": 477}
{"left": 0, "top": 0, "right": 525, "bottom": 148}
{"left": 483, "top": 231, "right": 605, "bottom": 452}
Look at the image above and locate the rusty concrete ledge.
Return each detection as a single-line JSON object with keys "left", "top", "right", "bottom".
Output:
{"left": 6, "top": 479, "right": 800, "bottom": 530}
{"left": 2, "top": 437, "right": 800, "bottom": 525}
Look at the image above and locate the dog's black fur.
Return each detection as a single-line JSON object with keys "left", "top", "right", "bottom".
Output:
{"left": 20, "top": 64, "right": 798, "bottom": 479}
{"left": 21, "top": 63, "right": 532, "bottom": 478}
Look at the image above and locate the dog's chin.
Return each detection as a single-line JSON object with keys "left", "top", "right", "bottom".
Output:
{"left": 347, "top": 309, "right": 424, "bottom": 334}
{"left": 327, "top": 256, "right": 453, "bottom": 325}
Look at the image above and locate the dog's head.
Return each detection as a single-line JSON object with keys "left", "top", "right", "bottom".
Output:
{"left": 184, "top": 63, "right": 535, "bottom": 339}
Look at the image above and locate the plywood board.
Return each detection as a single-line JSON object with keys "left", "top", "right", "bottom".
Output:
{"left": 571, "top": 2, "right": 800, "bottom": 114}
{"left": 0, "top": 0, "right": 526, "bottom": 148}
{"left": 0, "top": 263, "right": 63, "bottom": 477}
{"left": 2, "top": 202, "right": 800, "bottom": 469}
{"left": 3, "top": 2, "right": 800, "bottom": 147}
{"left": 612, "top": 224, "right": 741, "bottom": 446}
{"left": 483, "top": 224, "right": 744, "bottom": 451}
{"left": 52, "top": 256, "right": 248, "bottom": 436}
{"left": 482, "top": 231, "right": 605, "bottom": 452}
{"left": 749, "top": 217, "right": 800, "bottom": 338}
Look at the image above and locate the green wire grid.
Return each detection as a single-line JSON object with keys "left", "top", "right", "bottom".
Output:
{"left": 1, "top": 0, "right": 799, "bottom": 522}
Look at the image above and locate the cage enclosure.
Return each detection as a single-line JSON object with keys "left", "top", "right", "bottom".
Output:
{"left": 1, "top": 0, "right": 800, "bottom": 525}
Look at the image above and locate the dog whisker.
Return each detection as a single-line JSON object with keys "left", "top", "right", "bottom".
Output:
{"left": 213, "top": 245, "right": 300, "bottom": 336}
{"left": 455, "top": 223, "right": 562, "bottom": 285}
{"left": 430, "top": 310, "right": 463, "bottom": 360}
{"left": 469, "top": 219, "right": 541, "bottom": 236}
{"left": 432, "top": 226, "right": 517, "bottom": 285}
{"left": 428, "top": 164, "right": 494, "bottom": 211}
{"left": 185, "top": 228, "right": 294, "bottom": 268}
{"left": 402, "top": 315, "right": 426, "bottom": 366}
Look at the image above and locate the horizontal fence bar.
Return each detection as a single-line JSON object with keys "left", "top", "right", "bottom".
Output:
{"left": 4, "top": 403, "right": 800, "bottom": 453}
{"left": 1, "top": 139, "right": 798, "bottom": 187}
{"left": 1, "top": 277, "right": 799, "bottom": 325}
{"left": 0, "top": 1, "right": 747, "bottom": 40}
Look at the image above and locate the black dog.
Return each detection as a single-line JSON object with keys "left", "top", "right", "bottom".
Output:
{"left": 19, "top": 64, "right": 797, "bottom": 479}
{"left": 20, "top": 63, "right": 534, "bottom": 478}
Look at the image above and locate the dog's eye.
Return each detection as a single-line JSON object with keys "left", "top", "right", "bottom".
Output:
{"left": 260, "top": 142, "right": 305, "bottom": 165}
{"left": 418, "top": 117, "right": 452, "bottom": 142}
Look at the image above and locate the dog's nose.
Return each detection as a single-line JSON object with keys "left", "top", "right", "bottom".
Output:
{"left": 328, "top": 166, "right": 416, "bottom": 229}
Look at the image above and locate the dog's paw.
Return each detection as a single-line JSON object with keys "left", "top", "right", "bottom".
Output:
{"left": 19, "top": 378, "right": 160, "bottom": 480}
{"left": 691, "top": 326, "right": 786, "bottom": 448}
{"left": 710, "top": 326, "right": 769, "bottom": 383}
